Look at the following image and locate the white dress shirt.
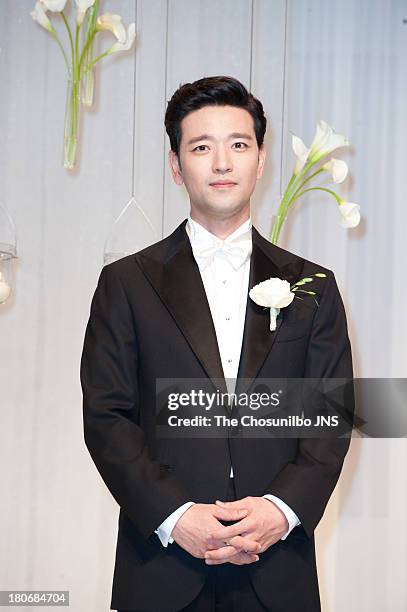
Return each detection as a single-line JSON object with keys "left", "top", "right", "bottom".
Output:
{"left": 155, "top": 216, "right": 300, "bottom": 546}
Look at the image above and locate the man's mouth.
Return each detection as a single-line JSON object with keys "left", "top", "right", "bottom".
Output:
{"left": 209, "top": 181, "right": 237, "bottom": 189}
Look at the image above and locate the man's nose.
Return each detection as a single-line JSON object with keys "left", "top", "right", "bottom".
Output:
{"left": 212, "top": 146, "right": 233, "bottom": 173}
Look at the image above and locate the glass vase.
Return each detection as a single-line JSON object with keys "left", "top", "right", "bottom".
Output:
{"left": 80, "top": 0, "right": 99, "bottom": 107}
{"left": 80, "top": 56, "right": 95, "bottom": 108}
{"left": 104, "top": 197, "right": 158, "bottom": 265}
{"left": 63, "top": 73, "right": 81, "bottom": 170}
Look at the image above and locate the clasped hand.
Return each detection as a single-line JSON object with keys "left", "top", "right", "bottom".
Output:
{"left": 171, "top": 496, "right": 288, "bottom": 566}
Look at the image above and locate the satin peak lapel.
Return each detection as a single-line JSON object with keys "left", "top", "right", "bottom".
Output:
{"left": 235, "top": 227, "right": 305, "bottom": 395}
{"left": 136, "top": 221, "right": 227, "bottom": 393}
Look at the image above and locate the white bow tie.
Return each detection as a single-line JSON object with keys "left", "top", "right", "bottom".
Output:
{"left": 191, "top": 231, "right": 252, "bottom": 271}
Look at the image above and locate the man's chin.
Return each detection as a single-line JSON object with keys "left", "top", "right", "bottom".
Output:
{"left": 194, "top": 201, "right": 249, "bottom": 220}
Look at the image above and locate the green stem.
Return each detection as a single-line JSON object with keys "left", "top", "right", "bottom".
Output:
{"left": 75, "top": 24, "right": 81, "bottom": 80}
{"left": 270, "top": 173, "right": 296, "bottom": 244}
{"left": 287, "top": 167, "right": 325, "bottom": 208}
{"left": 294, "top": 186, "right": 342, "bottom": 205}
{"left": 88, "top": 47, "right": 114, "bottom": 67}
{"left": 78, "top": 29, "right": 98, "bottom": 72}
{"left": 61, "top": 12, "right": 75, "bottom": 72}
{"left": 78, "top": 1, "right": 99, "bottom": 70}
{"left": 270, "top": 161, "right": 310, "bottom": 243}
{"left": 64, "top": 76, "right": 80, "bottom": 169}
{"left": 50, "top": 27, "right": 70, "bottom": 71}
{"left": 269, "top": 158, "right": 325, "bottom": 244}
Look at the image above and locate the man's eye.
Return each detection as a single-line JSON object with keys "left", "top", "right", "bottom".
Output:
{"left": 192, "top": 145, "right": 209, "bottom": 152}
{"left": 232, "top": 142, "right": 248, "bottom": 150}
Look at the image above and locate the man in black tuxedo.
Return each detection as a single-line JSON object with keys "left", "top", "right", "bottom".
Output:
{"left": 81, "top": 76, "right": 354, "bottom": 611}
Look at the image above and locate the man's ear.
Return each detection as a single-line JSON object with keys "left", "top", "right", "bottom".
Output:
{"left": 168, "top": 150, "right": 184, "bottom": 185}
{"left": 256, "top": 145, "right": 267, "bottom": 180}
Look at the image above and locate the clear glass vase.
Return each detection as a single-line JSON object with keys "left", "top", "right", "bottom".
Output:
{"left": 80, "top": 58, "right": 95, "bottom": 108}
{"left": 80, "top": 0, "right": 99, "bottom": 107}
{"left": 0, "top": 204, "right": 18, "bottom": 305}
{"left": 104, "top": 197, "right": 158, "bottom": 265}
{"left": 80, "top": 27, "right": 95, "bottom": 107}
{"left": 63, "top": 72, "right": 81, "bottom": 170}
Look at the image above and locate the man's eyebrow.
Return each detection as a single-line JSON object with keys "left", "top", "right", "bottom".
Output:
{"left": 186, "top": 132, "right": 254, "bottom": 146}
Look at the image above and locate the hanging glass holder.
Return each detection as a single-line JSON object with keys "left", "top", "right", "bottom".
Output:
{"left": 63, "top": 71, "right": 81, "bottom": 170}
{"left": 103, "top": 196, "right": 158, "bottom": 265}
{"left": 80, "top": 7, "right": 97, "bottom": 108}
{"left": 0, "top": 205, "right": 18, "bottom": 305}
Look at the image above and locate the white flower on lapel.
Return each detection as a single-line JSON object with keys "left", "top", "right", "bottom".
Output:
{"left": 249, "top": 278, "right": 295, "bottom": 331}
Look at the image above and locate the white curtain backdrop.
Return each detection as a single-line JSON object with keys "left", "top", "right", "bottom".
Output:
{"left": 0, "top": 1, "right": 406, "bottom": 610}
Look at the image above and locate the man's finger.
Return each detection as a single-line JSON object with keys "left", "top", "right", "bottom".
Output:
{"left": 229, "top": 552, "right": 260, "bottom": 566}
{"left": 206, "top": 535, "right": 259, "bottom": 554}
{"left": 227, "top": 535, "right": 261, "bottom": 553}
{"left": 205, "top": 547, "right": 259, "bottom": 564}
{"left": 215, "top": 499, "right": 247, "bottom": 510}
{"left": 205, "top": 545, "right": 239, "bottom": 562}
{"left": 206, "top": 557, "right": 258, "bottom": 565}
{"left": 210, "top": 517, "right": 253, "bottom": 541}
{"left": 211, "top": 505, "right": 248, "bottom": 522}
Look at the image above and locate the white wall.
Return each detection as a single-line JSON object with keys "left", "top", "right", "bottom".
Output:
{"left": 0, "top": 1, "right": 406, "bottom": 610}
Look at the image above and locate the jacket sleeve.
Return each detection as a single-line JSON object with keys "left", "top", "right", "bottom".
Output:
{"left": 265, "top": 271, "right": 354, "bottom": 538}
{"left": 80, "top": 264, "right": 192, "bottom": 540}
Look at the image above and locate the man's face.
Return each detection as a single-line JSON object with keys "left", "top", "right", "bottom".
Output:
{"left": 169, "top": 105, "right": 266, "bottom": 220}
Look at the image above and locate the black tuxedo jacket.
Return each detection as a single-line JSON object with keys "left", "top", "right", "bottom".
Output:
{"left": 80, "top": 219, "right": 354, "bottom": 612}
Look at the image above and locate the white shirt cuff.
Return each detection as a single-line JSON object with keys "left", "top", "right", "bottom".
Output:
{"left": 154, "top": 502, "right": 195, "bottom": 547}
{"left": 263, "top": 494, "right": 301, "bottom": 540}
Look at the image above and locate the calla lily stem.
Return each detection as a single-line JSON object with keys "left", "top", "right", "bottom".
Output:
{"left": 61, "top": 11, "right": 75, "bottom": 73}
{"left": 271, "top": 158, "right": 315, "bottom": 243}
{"left": 271, "top": 161, "right": 341, "bottom": 244}
{"left": 50, "top": 27, "right": 70, "bottom": 70}
{"left": 269, "top": 120, "right": 360, "bottom": 243}
{"left": 295, "top": 187, "right": 342, "bottom": 205}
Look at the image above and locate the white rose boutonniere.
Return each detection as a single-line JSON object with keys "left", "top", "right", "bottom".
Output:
{"left": 249, "top": 278, "right": 294, "bottom": 331}
{"left": 249, "top": 273, "right": 327, "bottom": 331}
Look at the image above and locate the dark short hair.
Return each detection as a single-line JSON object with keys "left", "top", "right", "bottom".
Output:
{"left": 164, "top": 76, "right": 267, "bottom": 156}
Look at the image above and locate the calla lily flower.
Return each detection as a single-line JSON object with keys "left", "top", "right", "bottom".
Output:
{"left": 273, "top": 119, "right": 360, "bottom": 244}
{"left": 308, "top": 119, "right": 349, "bottom": 162}
{"left": 291, "top": 133, "right": 309, "bottom": 175}
{"left": 338, "top": 201, "right": 361, "bottom": 228}
{"left": 75, "top": 0, "right": 96, "bottom": 25}
{"left": 40, "top": 0, "right": 68, "bottom": 11}
{"left": 322, "top": 158, "right": 348, "bottom": 183}
{"left": 108, "top": 22, "right": 136, "bottom": 53}
{"left": 30, "top": 0, "right": 138, "bottom": 170}
{"left": 31, "top": 2, "right": 53, "bottom": 32}
{"left": 291, "top": 120, "right": 350, "bottom": 174}
{"left": 96, "top": 13, "right": 127, "bottom": 43}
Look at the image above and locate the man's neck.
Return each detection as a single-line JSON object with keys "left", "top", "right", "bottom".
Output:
{"left": 189, "top": 209, "right": 250, "bottom": 240}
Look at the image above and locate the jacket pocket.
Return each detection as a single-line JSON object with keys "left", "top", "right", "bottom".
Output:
{"left": 275, "top": 319, "right": 311, "bottom": 343}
